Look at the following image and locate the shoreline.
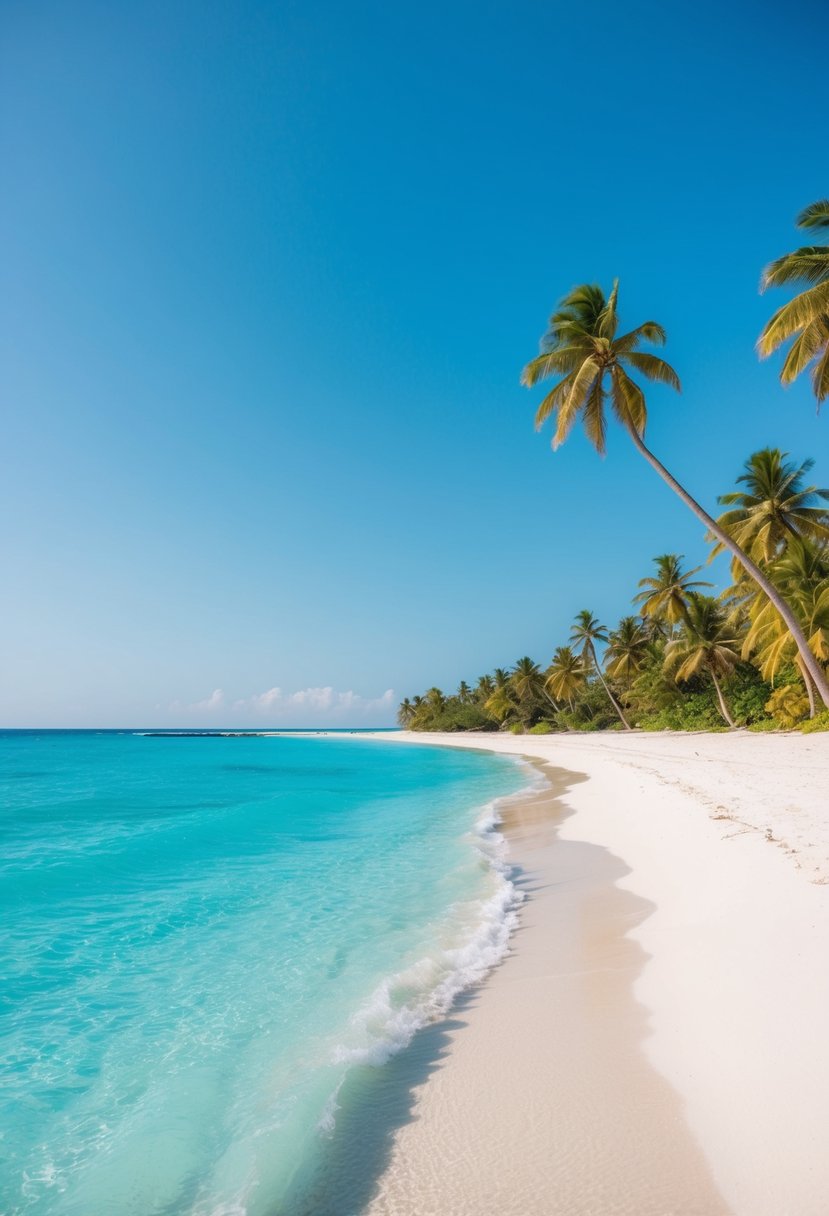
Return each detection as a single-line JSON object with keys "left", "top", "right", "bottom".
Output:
{"left": 351, "top": 730, "right": 829, "bottom": 1215}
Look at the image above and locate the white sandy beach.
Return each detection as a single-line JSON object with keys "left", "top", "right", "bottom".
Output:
{"left": 358, "top": 730, "right": 829, "bottom": 1216}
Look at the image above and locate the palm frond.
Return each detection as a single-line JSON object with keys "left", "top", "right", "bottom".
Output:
{"left": 758, "top": 280, "right": 829, "bottom": 355}
{"left": 761, "top": 248, "right": 829, "bottom": 290}
{"left": 797, "top": 199, "right": 829, "bottom": 230}
{"left": 610, "top": 366, "right": 647, "bottom": 433}
{"left": 811, "top": 343, "right": 829, "bottom": 406}
{"left": 623, "top": 351, "right": 681, "bottom": 391}
{"left": 553, "top": 357, "right": 598, "bottom": 449}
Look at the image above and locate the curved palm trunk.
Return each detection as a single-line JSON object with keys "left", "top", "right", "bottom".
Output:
{"left": 623, "top": 420, "right": 829, "bottom": 710}
{"left": 589, "top": 641, "right": 632, "bottom": 730}
{"left": 709, "top": 670, "right": 736, "bottom": 727}
{"left": 798, "top": 659, "right": 817, "bottom": 719}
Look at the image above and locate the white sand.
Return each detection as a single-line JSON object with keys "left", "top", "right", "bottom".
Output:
{"left": 359, "top": 730, "right": 829, "bottom": 1216}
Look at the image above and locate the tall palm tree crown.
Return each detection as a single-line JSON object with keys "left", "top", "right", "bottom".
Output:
{"left": 713, "top": 448, "right": 829, "bottom": 567}
{"left": 521, "top": 281, "right": 680, "bottom": 452}
{"left": 545, "top": 647, "right": 586, "bottom": 708}
{"left": 634, "top": 554, "right": 711, "bottom": 625}
{"left": 604, "top": 617, "right": 649, "bottom": 685}
{"left": 758, "top": 200, "right": 829, "bottom": 407}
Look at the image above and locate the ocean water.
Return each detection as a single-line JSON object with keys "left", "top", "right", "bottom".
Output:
{"left": 0, "top": 730, "right": 530, "bottom": 1216}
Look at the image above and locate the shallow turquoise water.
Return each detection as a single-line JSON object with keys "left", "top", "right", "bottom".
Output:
{"left": 0, "top": 731, "right": 528, "bottom": 1215}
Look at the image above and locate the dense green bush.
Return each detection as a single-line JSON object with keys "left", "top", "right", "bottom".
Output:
{"left": 765, "top": 685, "right": 810, "bottom": 729}
{"left": 528, "top": 721, "right": 553, "bottom": 734}
{"left": 507, "top": 722, "right": 524, "bottom": 734}
{"left": 801, "top": 710, "right": 829, "bottom": 734}
{"left": 425, "top": 704, "right": 499, "bottom": 732}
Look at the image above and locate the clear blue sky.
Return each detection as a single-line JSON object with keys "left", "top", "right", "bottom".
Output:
{"left": 1, "top": 0, "right": 826, "bottom": 727}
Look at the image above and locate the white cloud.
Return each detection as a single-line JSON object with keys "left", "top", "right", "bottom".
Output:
{"left": 176, "top": 685, "right": 395, "bottom": 724}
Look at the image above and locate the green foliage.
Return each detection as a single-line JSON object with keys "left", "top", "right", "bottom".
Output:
{"left": 765, "top": 684, "right": 811, "bottom": 728}
{"left": 528, "top": 721, "right": 553, "bottom": 734}
{"left": 507, "top": 722, "right": 524, "bottom": 734}
{"left": 639, "top": 689, "right": 725, "bottom": 732}
{"left": 748, "top": 718, "right": 780, "bottom": 732}
{"left": 801, "top": 710, "right": 829, "bottom": 733}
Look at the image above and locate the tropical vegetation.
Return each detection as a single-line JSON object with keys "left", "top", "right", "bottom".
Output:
{"left": 399, "top": 201, "right": 829, "bottom": 735}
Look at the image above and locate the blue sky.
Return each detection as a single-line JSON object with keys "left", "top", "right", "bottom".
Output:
{"left": 1, "top": 0, "right": 826, "bottom": 727}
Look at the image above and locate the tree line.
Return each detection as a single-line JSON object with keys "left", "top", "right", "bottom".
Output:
{"left": 399, "top": 201, "right": 829, "bottom": 734}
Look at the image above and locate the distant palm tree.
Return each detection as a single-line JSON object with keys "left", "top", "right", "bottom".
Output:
{"left": 605, "top": 617, "right": 649, "bottom": 687}
{"left": 397, "top": 697, "right": 415, "bottom": 727}
{"left": 485, "top": 684, "right": 519, "bottom": 725}
{"left": 634, "top": 554, "right": 711, "bottom": 627}
{"left": 522, "top": 280, "right": 829, "bottom": 708}
{"left": 569, "top": 609, "right": 631, "bottom": 729}
{"left": 545, "top": 646, "right": 586, "bottom": 712}
{"left": 758, "top": 200, "right": 829, "bottom": 407}
{"left": 475, "top": 674, "right": 495, "bottom": 702}
{"left": 457, "top": 680, "right": 473, "bottom": 704}
{"left": 664, "top": 595, "right": 741, "bottom": 727}
{"left": 425, "top": 687, "right": 445, "bottom": 713}
{"left": 713, "top": 449, "right": 829, "bottom": 569}
{"left": 493, "top": 668, "right": 511, "bottom": 690}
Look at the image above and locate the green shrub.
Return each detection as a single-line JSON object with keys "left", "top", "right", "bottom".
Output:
{"left": 748, "top": 718, "right": 779, "bottom": 732}
{"left": 801, "top": 710, "right": 829, "bottom": 734}
{"left": 765, "top": 685, "right": 810, "bottom": 729}
{"left": 528, "top": 721, "right": 553, "bottom": 735}
{"left": 507, "top": 722, "right": 524, "bottom": 734}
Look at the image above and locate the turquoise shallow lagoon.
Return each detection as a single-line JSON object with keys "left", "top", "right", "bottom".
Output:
{"left": 0, "top": 730, "right": 528, "bottom": 1215}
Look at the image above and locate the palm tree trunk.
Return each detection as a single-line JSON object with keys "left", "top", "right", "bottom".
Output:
{"left": 622, "top": 420, "right": 829, "bottom": 710}
{"left": 589, "top": 642, "right": 632, "bottom": 729}
{"left": 709, "top": 670, "right": 736, "bottom": 727}
{"left": 798, "top": 659, "right": 817, "bottom": 719}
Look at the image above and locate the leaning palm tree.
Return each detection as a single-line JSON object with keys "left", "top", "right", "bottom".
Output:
{"left": 633, "top": 553, "right": 712, "bottom": 627}
{"left": 545, "top": 646, "right": 586, "bottom": 712}
{"left": 758, "top": 200, "right": 829, "bottom": 407}
{"left": 397, "top": 697, "right": 415, "bottom": 727}
{"left": 664, "top": 595, "right": 742, "bottom": 727}
{"left": 569, "top": 609, "right": 632, "bottom": 729}
{"left": 712, "top": 448, "right": 829, "bottom": 570}
{"left": 521, "top": 280, "right": 829, "bottom": 708}
{"left": 604, "top": 617, "right": 649, "bottom": 687}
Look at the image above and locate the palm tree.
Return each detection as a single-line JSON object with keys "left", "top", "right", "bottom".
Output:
{"left": 521, "top": 280, "right": 829, "bottom": 708}
{"left": 457, "top": 680, "right": 473, "bottom": 704}
{"left": 397, "top": 697, "right": 415, "bottom": 727}
{"left": 605, "top": 617, "right": 649, "bottom": 687}
{"left": 475, "top": 674, "right": 495, "bottom": 702}
{"left": 713, "top": 449, "right": 829, "bottom": 569}
{"left": 569, "top": 609, "right": 632, "bottom": 729}
{"left": 493, "top": 667, "right": 511, "bottom": 689}
{"left": 545, "top": 646, "right": 586, "bottom": 711}
{"left": 484, "top": 684, "right": 519, "bottom": 726}
{"left": 740, "top": 540, "right": 829, "bottom": 718}
{"left": 758, "top": 200, "right": 829, "bottom": 407}
{"left": 425, "top": 687, "right": 446, "bottom": 713}
{"left": 633, "top": 553, "right": 711, "bottom": 627}
{"left": 664, "top": 595, "right": 742, "bottom": 727}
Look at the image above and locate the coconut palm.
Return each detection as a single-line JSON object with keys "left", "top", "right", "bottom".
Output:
{"left": 712, "top": 448, "right": 829, "bottom": 569}
{"left": 604, "top": 617, "right": 649, "bottom": 687}
{"left": 664, "top": 595, "right": 742, "bottom": 727}
{"left": 493, "top": 668, "right": 511, "bottom": 690}
{"left": 475, "top": 674, "right": 495, "bottom": 702}
{"left": 633, "top": 554, "right": 711, "bottom": 627}
{"left": 397, "top": 697, "right": 415, "bottom": 727}
{"left": 425, "top": 687, "right": 445, "bottom": 713}
{"left": 740, "top": 540, "right": 829, "bottom": 718}
{"left": 484, "top": 684, "right": 519, "bottom": 726}
{"left": 569, "top": 609, "right": 632, "bottom": 729}
{"left": 758, "top": 200, "right": 829, "bottom": 406}
{"left": 457, "top": 680, "right": 473, "bottom": 704}
{"left": 521, "top": 280, "right": 829, "bottom": 708}
{"left": 545, "top": 646, "right": 586, "bottom": 711}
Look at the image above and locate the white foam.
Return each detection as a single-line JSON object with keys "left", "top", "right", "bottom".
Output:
{"left": 329, "top": 764, "right": 543, "bottom": 1074}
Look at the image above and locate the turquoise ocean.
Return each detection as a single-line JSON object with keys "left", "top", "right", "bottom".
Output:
{"left": 0, "top": 730, "right": 531, "bottom": 1215}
